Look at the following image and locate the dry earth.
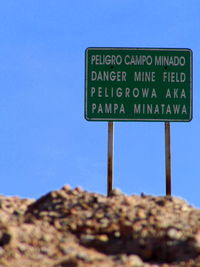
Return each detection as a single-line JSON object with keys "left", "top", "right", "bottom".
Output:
{"left": 0, "top": 186, "right": 200, "bottom": 267}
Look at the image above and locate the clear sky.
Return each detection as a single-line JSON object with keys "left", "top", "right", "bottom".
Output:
{"left": 0, "top": 0, "right": 199, "bottom": 207}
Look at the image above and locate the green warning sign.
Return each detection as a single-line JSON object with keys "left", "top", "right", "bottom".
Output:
{"left": 85, "top": 48, "right": 192, "bottom": 122}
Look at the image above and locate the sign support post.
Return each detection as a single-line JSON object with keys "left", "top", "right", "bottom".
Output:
{"left": 165, "top": 122, "right": 171, "bottom": 196}
{"left": 107, "top": 122, "right": 114, "bottom": 196}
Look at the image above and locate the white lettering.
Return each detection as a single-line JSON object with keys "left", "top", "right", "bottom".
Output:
{"left": 98, "top": 87, "right": 102, "bottom": 97}
{"left": 151, "top": 88, "right": 157, "bottom": 98}
{"left": 182, "top": 105, "right": 187, "bottom": 114}
{"left": 90, "top": 86, "right": 158, "bottom": 99}
{"left": 173, "top": 105, "right": 180, "bottom": 114}
{"left": 165, "top": 88, "right": 187, "bottom": 99}
{"left": 97, "top": 104, "right": 103, "bottom": 113}
{"left": 91, "top": 55, "right": 123, "bottom": 65}
{"left": 132, "top": 103, "right": 188, "bottom": 116}
{"left": 116, "top": 88, "right": 123, "bottom": 97}
{"left": 91, "top": 71, "right": 126, "bottom": 81}
{"left": 134, "top": 104, "right": 141, "bottom": 114}
{"left": 133, "top": 88, "right": 139, "bottom": 98}
{"left": 124, "top": 55, "right": 153, "bottom": 65}
{"left": 105, "top": 104, "right": 112, "bottom": 113}
{"left": 92, "top": 103, "right": 125, "bottom": 114}
{"left": 134, "top": 72, "right": 156, "bottom": 82}
{"left": 92, "top": 103, "right": 96, "bottom": 113}
{"left": 147, "top": 104, "right": 152, "bottom": 114}
{"left": 141, "top": 88, "right": 149, "bottom": 97}
{"left": 154, "top": 105, "right": 159, "bottom": 114}
{"left": 120, "top": 104, "right": 125, "bottom": 114}
{"left": 166, "top": 105, "right": 171, "bottom": 114}
{"left": 125, "top": 87, "right": 130, "bottom": 97}
{"left": 155, "top": 56, "right": 186, "bottom": 66}
{"left": 163, "top": 72, "right": 186, "bottom": 83}
{"left": 91, "top": 87, "right": 95, "bottom": 97}
{"left": 173, "top": 88, "right": 179, "bottom": 98}
{"left": 180, "top": 89, "right": 186, "bottom": 99}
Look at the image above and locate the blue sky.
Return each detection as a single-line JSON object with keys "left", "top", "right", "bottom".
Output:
{"left": 0, "top": 0, "right": 199, "bottom": 207}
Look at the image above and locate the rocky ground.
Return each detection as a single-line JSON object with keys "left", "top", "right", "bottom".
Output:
{"left": 0, "top": 186, "right": 200, "bottom": 266}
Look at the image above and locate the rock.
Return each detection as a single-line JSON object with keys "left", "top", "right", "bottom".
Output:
{"left": 0, "top": 231, "right": 11, "bottom": 246}
{"left": 127, "top": 255, "right": 143, "bottom": 267}
{"left": 0, "top": 185, "right": 200, "bottom": 266}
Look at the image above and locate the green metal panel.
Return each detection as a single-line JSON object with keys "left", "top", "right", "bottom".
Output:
{"left": 85, "top": 48, "right": 192, "bottom": 122}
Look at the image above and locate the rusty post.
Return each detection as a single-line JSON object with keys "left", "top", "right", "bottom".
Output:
{"left": 165, "top": 122, "right": 172, "bottom": 196}
{"left": 107, "top": 122, "right": 114, "bottom": 197}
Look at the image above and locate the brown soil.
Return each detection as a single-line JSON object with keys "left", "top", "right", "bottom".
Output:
{"left": 0, "top": 186, "right": 200, "bottom": 267}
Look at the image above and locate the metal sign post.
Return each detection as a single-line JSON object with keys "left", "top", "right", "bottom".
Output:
{"left": 107, "top": 122, "right": 114, "bottom": 196}
{"left": 165, "top": 122, "right": 171, "bottom": 196}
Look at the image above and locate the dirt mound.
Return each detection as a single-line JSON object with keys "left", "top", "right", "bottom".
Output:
{"left": 0, "top": 186, "right": 200, "bottom": 266}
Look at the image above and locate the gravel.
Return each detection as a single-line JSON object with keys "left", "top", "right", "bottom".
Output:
{"left": 0, "top": 186, "right": 200, "bottom": 266}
